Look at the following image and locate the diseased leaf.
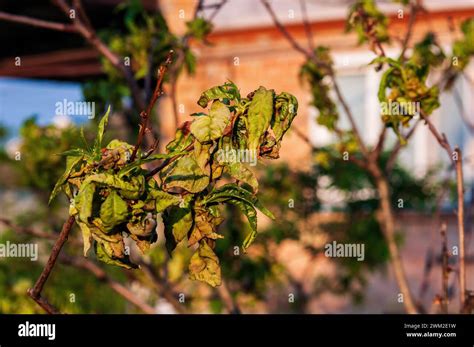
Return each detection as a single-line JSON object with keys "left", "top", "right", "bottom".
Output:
{"left": 191, "top": 101, "right": 231, "bottom": 143}
{"left": 205, "top": 183, "right": 275, "bottom": 220}
{"left": 197, "top": 81, "right": 240, "bottom": 108}
{"left": 74, "top": 182, "right": 96, "bottom": 223}
{"left": 100, "top": 189, "right": 129, "bottom": 231}
{"left": 163, "top": 156, "right": 209, "bottom": 193}
{"left": 225, "top": 198, "right": 258, "bottom": 251}
{"left": 76, "top": 221, "right": 93, "bottom": 256}
{"left": 49, "top": 155, "right": 83, "bottom": 204}
{"left": 247, "top": 86, "right": 274, "bottom": 151}
{"left": 149, "top": 189, "right": 181, "bottom": 212}
{"left": 189, "top": 241, "right": 221, "bottom": 287}
{"left": 273, "top": 92, "right": 298, "bottom": 141}
{"left": 95, "top": 239, "right": 137, "bottom": 269}
{"left": 225, "top": 162, "right": 258, "bottom": 192}
{"left": 93, "top": 106, "right": 111, "bottom": 157}
{"left": 163, "top": 207, "right": 193, "bottom": 254}
{"left": 193, "top": 141, "right": 211, "bottom": 173}
{"left": 81, "top": 173, "right": 144, "bottom": 199}
{"left": 188, "top": 210, "right": 223, "bottom": 247}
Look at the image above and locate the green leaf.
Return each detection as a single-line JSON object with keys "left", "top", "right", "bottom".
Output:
{"left": 185, "top": 17, "right": 213, "bottom": 41}
{"left": 205, "top": 183, "right": 274, "bottom": 220}
{"left": 189, "top": 241, "right": 221, "bottom": 287}
{"left": 225, "top": 198, "right": 258, "bottom": 251}
{"left": 93, "top": 106, "right": 111, "bottom": 157}
{"left": 163, "top": 156, "right": 209, "bottom": 193}
{"left": 197, "top": 81, "right": 240, "bottom": 108}
{"left": 149, "top": 189, "right": 181, "bottom": 213}
{"left": 49, "top": 155, "right": 83, "bottom": 204}
{"left": 193, "top": 141, "right": 211, "bottom": 172}
{"left": 118, "top": 151, "right": 186, "bottom": 177}
{"left": 273, "top": 92, "right": 298, "bottom": 141}
{"left": 247, "top": 86, "right": 274, "bottom": 151}
{"left": 81, "top": 173, "right": 144, "bottom": 200}
{"left": 163, "top": 207, "right": 193, "bottom": 254}
{"left": 95, "top": 240, "right": 137, "bottom": 269}
{"left": 225, "top": 162, "right": 258, "bottom": 192}
{"left": 190, "top": 101, "right": 231, "bottom": 143}
{"left": 166, "top": 128, "right": 193, "bottom": 153}
{"left": 74, "top": 182, "right": 96, "bottom": 223}
{"left": 100, "top": 190, "right": 129, "bottom": 231}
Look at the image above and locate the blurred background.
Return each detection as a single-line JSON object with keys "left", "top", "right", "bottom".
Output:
{"left": 0, "top": 0, "right": 473, "bottom": 313}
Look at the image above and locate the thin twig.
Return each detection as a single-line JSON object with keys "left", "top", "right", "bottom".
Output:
{"left": 399, "top": 1, "right": 420, "bottom": 60}
{"left": 454, "top": 147, "right": 466, "bottom": 310}
{"left": 217, "top": 279, "right": 241, "bottom": 314}
{"left": 299, "top": 0, "right": 314, "bottom": 52}
{"left": 440, "top": 222, "right": 449, "bottom": 313}
{"left": 207, "top": 0, "right": 228, "bottom": 22}
{"left": 27, "top": 216, "right": 76, "bottom": 314}
{"left": 421, "top": 111, "right": 467, "bottom": 311}
{"left": 260, "top": 0, "right": 312, "bottom": 60}
{"left": 0, "top": 11, "right": 76, "bottom": 32}
{"left": 131, "top": 50, "right": 174, "bottom": 161}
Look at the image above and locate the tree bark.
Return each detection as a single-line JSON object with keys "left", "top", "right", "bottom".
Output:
{"left": 371, "top": 166, "right": 418, "bottom": 314}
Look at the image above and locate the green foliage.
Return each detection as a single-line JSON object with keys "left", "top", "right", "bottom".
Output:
{"left": 375, "top": 56, "right": 440, "bottom": 142}
{"left": 300, "top": 46, "right": 339, "bottom": 130}
{"left": 83, "top": 0, "right": 212, "bottom": 111}
{"left": 347, "top": 0, "right": 389, "bottom": 46}
{"left": 1, "top": 118, "right": 84, "bottom": 193}
{"left": 50, "top": 83, "right": 298, "bottom": 287}
{"left": 186, "top": 17, "right": 213, "bottom": 41}
{"left": 452, "top": 18, "right": 474, "bottom": 72}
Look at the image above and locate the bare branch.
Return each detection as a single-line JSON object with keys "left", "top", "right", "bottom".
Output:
{"left": 207, "top": 0, "right": 228, "bottom": 22}
{"left": 27, "top": 216, "right": 76, "bottom": 314}
{"left": 260, "top": 0, "right": 312, "bottom": 59}
{"left": 216, "top": 279, "right": 241, "bottom": 314}
{"left": 131, "top": 50, "right": 174, "bottom": 161}
{"left": 0, "top": 11, "right": 76, "bottom": 32}
{"left": 454, "top": 147, "right": 467, "bottom": 311}
{"left": 299, "top": 0, "right": 314, "bottom": 52}
{"left": 440, "top": 222, "right": 449, "bottom": 313}
{"left": 399, "top": 1, "right": 422, "bottom": 60}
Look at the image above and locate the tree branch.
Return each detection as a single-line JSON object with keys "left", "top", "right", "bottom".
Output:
{"left": 131, "top": 50, "right": 174, "bottom": 161}
{"left": 260, "top": 0, "right": 312, "bottom": 59}
{"left": 0, "top": 11, "right": 76, "bottom": 32}
{"left": 454, "top": 147, "right": 467, "bottom": 311}
{"left": 440, "top": 222, "right": 449, "bottom": 313}
{"left": 421, "top": 112, "right": 467, "bottom": 311}
{"left": 217, "top": 279, "right": 241, "bottom": 314}
{"left": 27, "top": 216, "right": 75, "bottom": 314}
{"left": 299, "top": 0, "right": 314, "bottom": 52}
{"left": 399, "top": 1, "right": 421, "bottom": 60}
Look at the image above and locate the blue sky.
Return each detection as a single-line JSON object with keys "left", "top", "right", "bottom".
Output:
{"left": 0, "top": 77, "right": 84, "bottom": 140}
